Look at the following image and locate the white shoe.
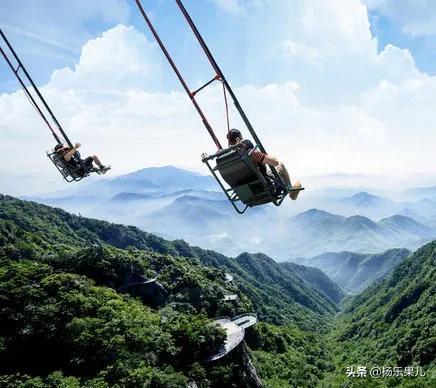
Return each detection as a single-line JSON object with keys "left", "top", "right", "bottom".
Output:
{"left": 100, "top": 165, "right": 111, "bottom": 174}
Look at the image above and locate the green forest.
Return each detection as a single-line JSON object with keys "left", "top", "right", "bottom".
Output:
{"left": 0, "top": 194, "right": 434, "bottom": 387}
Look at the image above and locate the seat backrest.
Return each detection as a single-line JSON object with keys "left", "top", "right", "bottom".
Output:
{"left": 53, "top": 154, "right": 66, "bottom": 169}
{"left": 216, "top": 149, "right": 258, "bottom": 187}
{"left": 49, "top": 152, "right": 84, "bottom": 180}
{"left": 215, "top": 148, "right": 280, "bottom": 206}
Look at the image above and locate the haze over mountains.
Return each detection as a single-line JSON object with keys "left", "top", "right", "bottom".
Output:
{"left": 276, "top": 209, "right": 433, "bottom": 257}
{"left": 299, "top": 248, "right": 411, "bottom": 293}
{"left": 24, "top": 166, "right": 436, "bottom": 264}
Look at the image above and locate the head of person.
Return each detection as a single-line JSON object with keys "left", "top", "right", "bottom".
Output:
{"left": 227, "top": 128, "right": 242, "bottom": 146}
{"left": 54, "top": 143, "right": 68, "bottom": 153}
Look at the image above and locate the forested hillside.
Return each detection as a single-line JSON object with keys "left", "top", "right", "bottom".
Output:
{"left": 325, "top": 242, "right": 436, "bottom": 387}
{"left": 0, "top": 195, "right": 335, "bottom": 386}
{"left": 0, "top": 195, "right": 338, "bottom": 328}
{"left": 0, "top": 195, "right": 434, "bottom": 387}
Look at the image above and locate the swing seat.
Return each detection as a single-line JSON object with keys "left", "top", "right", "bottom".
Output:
{"left": 47, "top": 151, "right": 91, "bottom": 183}
{"left": 203, "top": 145, "right": 302, "bottom": 214}
{"left": 215, "top": 148, "right": 273, "bottom": 206}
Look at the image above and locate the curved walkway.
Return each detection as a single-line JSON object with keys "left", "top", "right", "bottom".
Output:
{"left": 207, "top": 314, "right": 257, "bottom": 361}
{"left": 207, "top": 318, "right": 245, "bottom": 361}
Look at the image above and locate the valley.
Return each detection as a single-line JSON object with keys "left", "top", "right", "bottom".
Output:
{"left": 0, "top": 194, "right": 434, "bottom": 387}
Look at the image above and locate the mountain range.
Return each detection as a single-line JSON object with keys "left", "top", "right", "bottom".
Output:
{"left": 23, "top": 166, "right": 436, "bottom": 260}
{"left": 266, "top": 209, "right": 434, "bottom": 259}
{"left": 1, "top": 194, "right": 434, "bottom": 386}
{"left": 299, "top": 248, "right": 411, "bottom": 293}
{"left": 72, "top": 166, "right": 217, "bottom": 198}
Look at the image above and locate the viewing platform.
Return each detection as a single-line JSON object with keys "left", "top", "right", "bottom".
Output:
{"left": 207, "top": 314, "right": 257, "bottom": 362}
{"left": 232, "top": 314, "right": 257, "bottom": 329}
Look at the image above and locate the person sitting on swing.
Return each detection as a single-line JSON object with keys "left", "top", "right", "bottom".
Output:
{"left": 54, "top": 143, "right": 110, "bottom": 176}
{"left": 226, "top": 128, "right": 301, "bottom": 200}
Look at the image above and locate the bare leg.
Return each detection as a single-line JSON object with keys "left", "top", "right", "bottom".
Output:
{"left": 91, "top": 155, "right": 103, "bottom": 168}
{"left": 275, "top": 162, "right": 291, "bottom": 187}
{"left": 276, "top": 162, "right": 301, "bottom": 200}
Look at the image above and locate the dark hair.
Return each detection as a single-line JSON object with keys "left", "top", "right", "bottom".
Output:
{"left": 227, "top": 128, "right": 242, "bottom": 145}
{"left": 54, "top": 144, "right": 63, "bottom": 152}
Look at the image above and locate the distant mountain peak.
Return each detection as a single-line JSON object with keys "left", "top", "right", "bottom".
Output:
{"left": 381, "top": 214, "right": 416, "bottom": 223}
{"left": 236, "top": 252, "right": 275, "bottom": 264}
{"left": 342, "top": 191, "right": 391, "bottom": 208}
{"left": 351, "top": 192, "right": 376, "bottom": 200}
{"left": 302, "top": 248, "right": 412, "bottom": 293}
{"left": 353, "top": 191, "right": 375, "bottom": 198}
{"left": 346, "top": 215, "right": 376, "bottom": 224}
{"left": 296, "top": 208, "right": 335, "bottom": 218}
{"left": 293, "top": 208, "right": 344, "bottom": 223}
{"left": 125, "top": 165, "right": 202, "bottom": 177}
{"left": 379, "top": 214, "right": 433, "bottom": 235}
{"left": 379, "top": 214, "right": 426, "bottom": 227}
{"left": 92, "top": 165, "right": 217, "bottom": 196}
{"left": 174, "top": 195, "right": 203, "bottom": 203}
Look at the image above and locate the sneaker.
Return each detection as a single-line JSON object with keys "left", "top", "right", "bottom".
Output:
{"left": 100, "top": 165, "right": 111, "bottom": 174}
{"left": 289, "top": 181, "right": 302, "bottom": 200}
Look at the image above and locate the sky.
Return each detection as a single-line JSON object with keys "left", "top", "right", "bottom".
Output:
{"left": 1, "top": 0, "right": 436, "bottom": 195}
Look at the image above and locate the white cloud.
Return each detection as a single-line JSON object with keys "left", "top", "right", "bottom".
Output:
{"left": 1, "top": 24, "right": 77, "bottom": 55}
{"left": 1, "top": 1, "right": 436, "bottom": 196}
{"left": 49, "top": 25, "right": 163, "bottom": 93}
{"left": 243, "top": 0, "right": 424, "bottom": 106}
{"left": 365, "top": 0, "right": 436, "bottom": 37}
{"left": 211, "top": 0, "right": 247, "bottom": 16}
{"left": 279, "top": 40, "right": 322, "bottom": 65}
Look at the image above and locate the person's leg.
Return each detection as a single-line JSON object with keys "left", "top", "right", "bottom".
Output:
{"left": 275, "top": 162, "right": 301, "bottom": 200}
{"left": 275, "top": 162, "right": 291, "bottom": 187}
{"left": 91, "top": 155, "right": 111, "bottom": 174}
{"left": 91, "top": 155, "right": 103, "bottom": 168}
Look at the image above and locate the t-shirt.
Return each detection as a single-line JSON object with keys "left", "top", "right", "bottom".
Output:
{"left": 240, "top": 139, "right": 266, "bottom": 164}
{"left": 239, "top": 139, "right": 268, "bottom": 177}
{"left": 251, "top": 150, "right": 266, "bottom": 164}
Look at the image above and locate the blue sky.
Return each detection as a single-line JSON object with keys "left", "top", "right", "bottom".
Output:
{"left": 367, "top": 5, "right": 436, "bottom": 75}
{"left": 2, "top": 0, "right": 436, "bottom": 91}
{"left": 0, "top": 1, "right": 250, "bottom": 93}
{"left": 1, "top": 0, "right": 436, "bottom": 195}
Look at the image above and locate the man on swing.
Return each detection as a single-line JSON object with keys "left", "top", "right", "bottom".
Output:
{"left": 227, "top": 129, "right": 302, "bottom": 200}
{"left": 54, "top": 142, "right": 110, "bottom": 176}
